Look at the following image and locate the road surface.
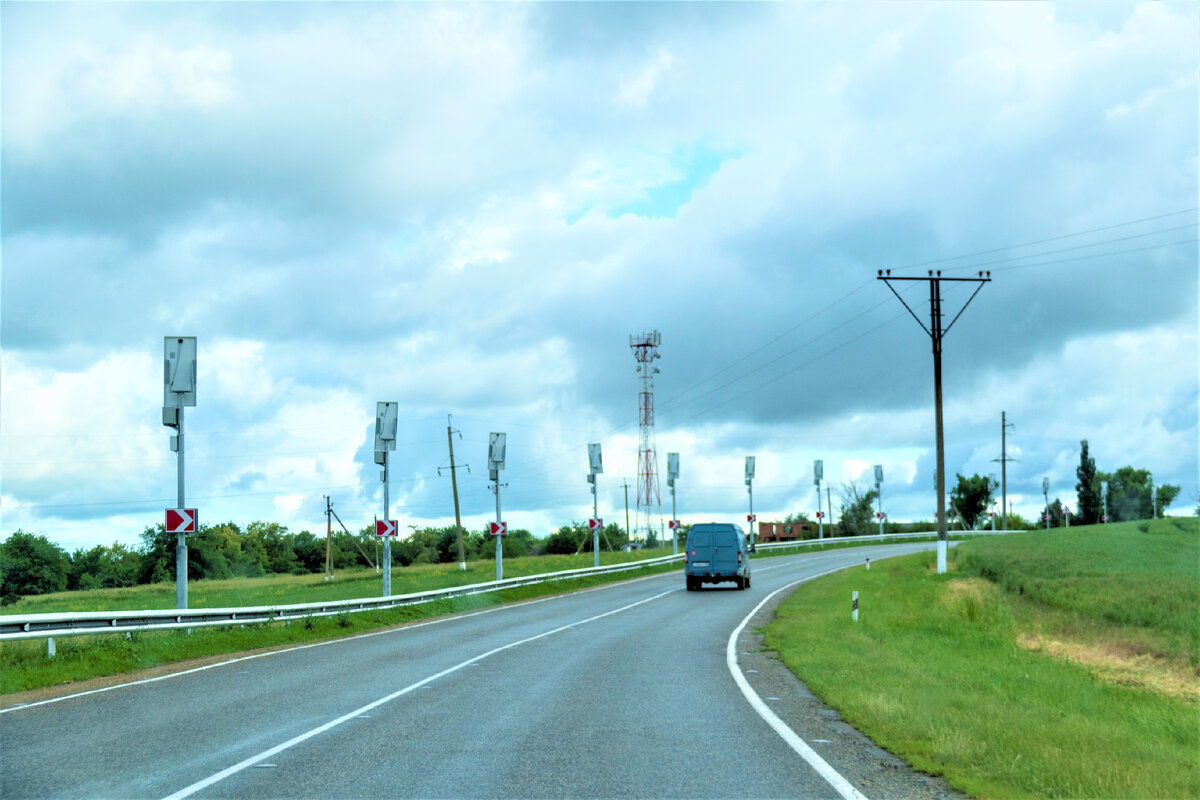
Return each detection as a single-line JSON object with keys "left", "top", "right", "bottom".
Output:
{"left": 1, "top": 543, "right": 962, "bottom": 799}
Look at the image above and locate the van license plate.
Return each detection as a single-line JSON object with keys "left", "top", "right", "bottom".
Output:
{"left": 692, "top": 561, "right": 709, "bottom": 567}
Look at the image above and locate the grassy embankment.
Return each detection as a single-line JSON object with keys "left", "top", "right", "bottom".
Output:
{"left": 1, "top": 548, "right": 683, "bottom": 696}
{"left": 764, "top": 517, "right": 1199, "bottom": 799}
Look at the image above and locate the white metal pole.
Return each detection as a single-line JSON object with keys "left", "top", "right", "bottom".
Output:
{"left": 817, "top": 478, "right": 823, "bottom": 540}
{"left": 877, "top": 481, "right": 883, "bottom": 536}
{"left": 383, "top": 451, "right": 391, "bottom": 597}
{"left": 592, "top": 478, "right": 599, "bottom": 568}
{"left": 748, "top": 481, "right": 754, "bottom": 547}
{"left": 495, "top": 480, "right": 503, "bottom": 581}
{"left": 176, "top": 407, "right": 187, "bottom": 610}
{"left": 671, "top": 484, "right": 677, "bottom": 555}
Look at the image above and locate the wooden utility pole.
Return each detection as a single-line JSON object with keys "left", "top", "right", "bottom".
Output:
{"left": 878, "top": 268, "right": 991, "bottom": 573}
{"left": 446, "top": 415, "right": 466, "bottom": 570}
{"left": 993, "top": 411, "right": 1016, "bottom": 530}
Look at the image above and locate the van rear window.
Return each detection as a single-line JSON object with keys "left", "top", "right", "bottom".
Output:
{"left": 715, "top": 530, "right": 735, "bottom": 548}
{"left": 687, "top": 531, "right": 711, "bottom": 548}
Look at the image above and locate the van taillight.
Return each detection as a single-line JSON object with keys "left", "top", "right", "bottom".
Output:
{"left": 738, "top": 552, "right": 743, "bottom": 563}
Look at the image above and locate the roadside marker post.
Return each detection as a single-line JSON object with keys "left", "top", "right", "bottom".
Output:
{"left": 852, "top": 591, "right": 859, "bottom": 622}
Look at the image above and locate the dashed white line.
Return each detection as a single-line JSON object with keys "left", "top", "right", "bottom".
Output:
{"left": 161, "top": 588, "right": 676, "bottom": 800}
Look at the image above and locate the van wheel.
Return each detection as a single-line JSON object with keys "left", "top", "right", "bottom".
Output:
{"left": 685, "top": 577, "right": 694, "bottom": 591}
{"left": 735, "top": 576, "right": 744, "bottom": 590}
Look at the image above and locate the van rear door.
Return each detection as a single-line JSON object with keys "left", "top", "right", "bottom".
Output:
{"left": 713, "top": 527, "right": 737, "bottom": 573}
{"left": 687, "top": 529, "right": 713, "bottom": 567}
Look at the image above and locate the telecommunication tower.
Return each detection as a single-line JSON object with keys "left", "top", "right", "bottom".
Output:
{"left": 630, "top": 331, "right": 662, "bottom": 542}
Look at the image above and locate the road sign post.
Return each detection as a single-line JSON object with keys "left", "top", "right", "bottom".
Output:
{"left": 490, "top": 433, "right": 507, "bottom": 581}
{"left": 588, "top": 443, "right": 603, "bottom": 567}
{"left": 163, "top": 336, "right": 197, "bottom": 610}
{"left": 667, "top": 452, "right": 679, "bottom": 555}
{"left": 745, "top": 456, "right": 755, "bottom": 548}
{"left": 874, "top": 464, "right": 884, "bottom": 536}
{"left": 375, "top": 402, "right": 398, "bottom": 596}
{"left": 814, "top": 460, "right": 824, "bottom": 540}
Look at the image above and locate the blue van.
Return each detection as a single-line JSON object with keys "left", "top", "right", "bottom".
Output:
{"left": 685, "top": 523, "right": 751, "bottom": 591}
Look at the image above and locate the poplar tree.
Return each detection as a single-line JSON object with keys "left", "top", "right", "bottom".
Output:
{"left": 1076, "top": 439, "right": 1102, "bottom": 524}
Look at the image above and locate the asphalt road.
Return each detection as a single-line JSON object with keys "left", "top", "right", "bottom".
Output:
{"left": 1, "top": 543, "right": 963, "bottom": 800}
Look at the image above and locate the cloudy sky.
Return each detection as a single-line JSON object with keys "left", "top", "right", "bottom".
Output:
{"left": 2, "top": 1, "right": 1197, "bottom": 553}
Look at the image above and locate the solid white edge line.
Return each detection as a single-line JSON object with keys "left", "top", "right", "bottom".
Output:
{"left": 727, "top": 564, "right": 872, "bottom": 800}
{"left": 3, "top": 570, "right": 669, "bottom": 715}
{"left": 161, "top": 587, "right": 677, "bottom": 800}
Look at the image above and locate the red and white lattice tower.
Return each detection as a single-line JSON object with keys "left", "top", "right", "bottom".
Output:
{"left": 630, "top": 331, "right": 662, "bottom": 542}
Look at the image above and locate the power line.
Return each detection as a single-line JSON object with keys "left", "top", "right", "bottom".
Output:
{"left": 940, "top": 223, "right": 1197, "bottom": 273}
{"left": 885, "top": 207, "right": 1197, "bottom": 272}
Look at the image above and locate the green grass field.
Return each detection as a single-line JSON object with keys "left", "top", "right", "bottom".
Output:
{"left": 764, "top": 518, "right": 1199, "bottom": 799}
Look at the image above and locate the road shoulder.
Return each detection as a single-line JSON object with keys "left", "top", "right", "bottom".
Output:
{"left": 736, "top": 586, "right": 968, "bottom": 800}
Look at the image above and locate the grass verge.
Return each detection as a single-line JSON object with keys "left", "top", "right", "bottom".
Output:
{"left": 763, "top": 518, "right": 1199, "bottom": 799}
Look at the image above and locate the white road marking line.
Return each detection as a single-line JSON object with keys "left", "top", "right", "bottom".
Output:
{"left": 3, "top": 571, "right": 670, "bottom": 715}
{"left": 727, "top": 563, "right": 871, "bottom": 800}
{"left": 161, "top": 588, "right": 676, "bottom": 800}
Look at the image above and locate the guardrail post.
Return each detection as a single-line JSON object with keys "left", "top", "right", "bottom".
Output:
{"left": 48, "top": 637, "right": 56, "bottom": 657}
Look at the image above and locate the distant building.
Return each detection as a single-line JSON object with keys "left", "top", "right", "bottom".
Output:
{"left": 759, "top": 520, "right": 840, "bottom": 541}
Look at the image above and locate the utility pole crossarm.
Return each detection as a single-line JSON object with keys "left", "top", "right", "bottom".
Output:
{"left": 879, "top": 277, "right": 931, "bottom": 337}
{"left": 942, "top": 277, "right": 991, "bottom": 337}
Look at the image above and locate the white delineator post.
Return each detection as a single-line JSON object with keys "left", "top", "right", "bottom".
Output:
{"left": 852, "top": 591, "right": 859, "bottom": 622}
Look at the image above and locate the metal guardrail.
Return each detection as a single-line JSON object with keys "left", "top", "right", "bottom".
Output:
{"left": 754, "top": 528, "right": 1006, "bottom": 552}
{"left": 0, "top": 554, "right": 685, "bottom": 642}
{"left": 1, "top": 530, "right": 1010, "bottom": 644}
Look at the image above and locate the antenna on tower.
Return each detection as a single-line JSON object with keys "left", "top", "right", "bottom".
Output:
{"left": 630, "top": 330, "right": 662, "bottom": 546}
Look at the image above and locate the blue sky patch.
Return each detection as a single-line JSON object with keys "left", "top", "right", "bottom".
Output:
{"left": 609, "top": 144, "right": 742, "bottom": 220}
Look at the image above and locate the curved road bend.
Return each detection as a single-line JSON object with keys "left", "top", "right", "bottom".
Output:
{"left": 2, "top": 543, "right": 963, "bottom": 799}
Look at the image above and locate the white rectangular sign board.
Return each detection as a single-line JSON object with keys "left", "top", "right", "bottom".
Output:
{"left": 163, "top": 337, "right": 197, "bottom": 408}
{"left": 375, "top": 402, "right": 398, "bottom": 452}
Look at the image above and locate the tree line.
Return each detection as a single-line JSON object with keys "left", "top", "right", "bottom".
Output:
{"left": 0, "top": 518, "right": 648, "bottom": 605}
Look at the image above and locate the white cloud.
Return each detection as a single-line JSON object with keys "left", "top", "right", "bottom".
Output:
{"left": 615, "top": 49, "right": 675, "bottom": 109}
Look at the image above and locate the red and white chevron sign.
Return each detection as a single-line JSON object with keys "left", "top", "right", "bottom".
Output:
{"left": 375, "top": 520, "right": 397, "bottom": 537}
{"left": 166, "top": 508, "right": 197, "bottom": 533}
{"left": 588, "top": 518, "right": 602, "bottom": 530}
{"left": 490, "top": 521, "right": 507, "bottom": 536}
{"left": 747, "top": 514, "right": 756, "bottom": 523}
{"left": 668, "top": 519, "right": 681, "bottom": 530}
